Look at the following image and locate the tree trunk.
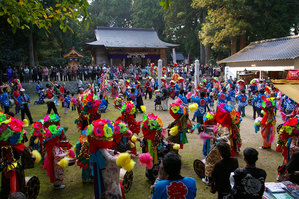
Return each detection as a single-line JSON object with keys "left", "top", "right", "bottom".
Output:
{"left": 200, "top": 41, "right": 205, "bottom": 65}
{"left": 231, "top": 37, "right": 237, "bottom": 55}
{"left": 205, "top": 44, "right": 211, "bottom": 64}
{"left": 29, "top": 31, "right": 35, "bottom": 67}
{"left": 240, "top": 33, "right": 247, "bottom": 50}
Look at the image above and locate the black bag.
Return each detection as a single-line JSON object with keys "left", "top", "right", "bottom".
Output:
{"left": 21, "top": 147, "right": 35, "bottom": 169}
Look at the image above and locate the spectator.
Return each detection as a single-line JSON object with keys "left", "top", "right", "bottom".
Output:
{"left": 152, "top": 152, "right": 197, "bottom": 199}
{"left": 0, "top": 87, "right": 10, "bottom": 113}
{"left": 32, "top": 66, "right": 38, "bottom": 82}
{"left": 6, "top": 66, "right": 13, "bottom": 82}
{"left": 17, "top": 88, "right": 34, "bottom": 124}
{"left": 43, "top": 67, "right": 49, "bottom": 82}
{"left": 38, "top": 67, "right": 43, "bottom": 81}
{"left": 63, "top": 67, "right": 68, "bottom": 81}
{"left": 23, "top": 66, "right": 30, "bottom": 83}
{"left": 229, "top": 147, "right": 266, "bottom": 199}
{"left": 211, "top": 142, "right": 239, "bottom": 199}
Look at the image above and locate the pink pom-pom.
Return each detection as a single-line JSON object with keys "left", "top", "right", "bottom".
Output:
{"left": 175, "top": 98, "right": 182, "bottom": 104}
{"left": 199, "top": 132, "right": 211, "bottom": 140}
{"left": 68, "top": 149, "right": 75, "bottom": 158}
{"left": 139, "top": 153, "right": 153, "bottom": 169}
{"left": 186, "top": 92, "right": 192, "bottom": 99}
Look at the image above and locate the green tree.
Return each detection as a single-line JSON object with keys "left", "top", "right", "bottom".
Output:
{"left": 192, "top": 0, "right": 299, "bottom": 55}
{"left": 164, "top": 0, "right": 202, "bottom": 62}
{"left": 131, "top": 0, "right": 165, "bottom": 37}
{"left": 88, "top": 0, "right": 132, "bottom": 28}
{"left": 0, "top": 0, "right": 90, "bottom": 33}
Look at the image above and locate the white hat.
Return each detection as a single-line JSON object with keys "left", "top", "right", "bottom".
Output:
{"left": 20, "top": 88, "right": 25, "bottom": 92}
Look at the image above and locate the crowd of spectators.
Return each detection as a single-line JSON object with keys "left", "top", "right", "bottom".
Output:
{"left": 2, "top": 63, "right": 223, "bottom": 83}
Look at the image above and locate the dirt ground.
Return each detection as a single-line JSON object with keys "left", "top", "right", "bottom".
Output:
{"left": 4, "top": 96, "right": 284, "bottom": 199}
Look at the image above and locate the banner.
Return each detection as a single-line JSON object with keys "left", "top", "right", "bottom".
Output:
{"left": 286, "top": 70, "right": 299, "bottom": 80}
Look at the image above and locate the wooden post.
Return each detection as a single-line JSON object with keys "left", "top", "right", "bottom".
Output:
{"left": 158, "top": 59, "right": 162, "bottom": 89}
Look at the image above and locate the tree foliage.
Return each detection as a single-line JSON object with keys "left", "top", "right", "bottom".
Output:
{"left": 131, "top": 0, "right": 165, "bottom": 37}
{"left": 88, "top": 0, "right": 132, "bottom": 28}
{"left": 164, "top": 0, "right": 202, "bottom": 57}
{"left": 192, "top": 0, "right": 299, "bottom": 52}
{"left": 0, "top": 0, "right": 90, "bottom": 33}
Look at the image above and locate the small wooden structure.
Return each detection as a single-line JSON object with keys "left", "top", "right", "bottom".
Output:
{"left": 63, "top": 47, "right": 84, "bottom": 68}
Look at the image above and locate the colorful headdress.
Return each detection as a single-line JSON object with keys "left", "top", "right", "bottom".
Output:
{"left": 276, "top": 116, "right": 299, "bottom": 163}
{"left": 212, "top": 77, "right": 219, "bottom": 83}
{"left": 203, "top": 112, "right": 216, "bottom": 125}
{"left": 216, "top": 104, "right": 242, "bottom": 129}
{"left": 81, "top": 93, "right": 101, "bottom": 115}
{"left": 113, "top": 96, "right": 124, "bottom": 109}
{"left": 44, "top": 113, "right": 60, "bottom": 128}
{"left": 141, "top": 114, "right": 163, "bottom": 132}
{"left": 262, "top": 97, "right": 275, "bottom": 110}
{"left": 237, "top": 79, "right": 245, "bottom": 85}
{"left": 0, "top": 111, "right": 25, "bottom": 145}
{"left": 30, "top": 120, "right": 45, "bottom": 137}
{"left": 114, "top": 120, "right": 130, "bottom": 135}
{"left": 84, "top": 119, "right": 115, "bottom": 152}
{"left": 170, "top": 102, "right": 186, "bottom": 120}
{"left": 120, "top": 101, "right": 136, "bottom": 115}
{"left": 178, "top": 76, "right": 184, "bottom": 83}
{"left": 250, "top": 78, "right": 259, "bottom": 85}
{"left": 82, "top": 119, "right": 114, "bottom": 139}
{"left": 43, "top": 125, "right": 64, "bottom": 143}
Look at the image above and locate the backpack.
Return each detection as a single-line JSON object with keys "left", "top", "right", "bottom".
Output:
{"left": 226, "top": 168, "right": 265, "bottom": 199}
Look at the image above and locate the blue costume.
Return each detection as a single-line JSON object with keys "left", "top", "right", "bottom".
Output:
{"left": 236, "top": 94, "right": 247, "bottom": 117}
{"left": 152, "top": 177, "right": 197, "bottom": 199}
{"left": 218, "top": 92, "right": 230, "bottom": 105}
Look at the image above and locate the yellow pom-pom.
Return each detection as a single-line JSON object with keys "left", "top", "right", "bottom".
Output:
{"left": 57, "top": 158, "right": 69, "bottom": 168}
{"left": 32, "top": 150, "right": 42, "bottom": 164}
{"left": 116, "top": 152, "right": 135, "bottom": 171}
{"left": 23, "top": 119, "right": 29, "bottom": 127}
{"left": 131, "top": 135, "right": 137, "bottom": 143}
{"left": 170, "top": 126, "right": 179, "bottom": 136}
{"left": 34, "top": 137, "right": 39, "bottom": 144}
{"left": 130, "top": 142, "right": 135, "bottom": 148}
{"left": 141, "top": 105, "right": 146, "bottom": 113}
{"left": 188, "top": 103, "right": 198, "bottom": 112}
{"left": 173, "top": 144, "right": 180, "bottom": 150}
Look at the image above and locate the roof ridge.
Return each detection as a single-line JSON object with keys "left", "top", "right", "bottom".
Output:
{"left": 249, "top": 35, "right": 299, "bottom": 45}
{"left": 96, "top": 26, "right": 155, "bottom": 32}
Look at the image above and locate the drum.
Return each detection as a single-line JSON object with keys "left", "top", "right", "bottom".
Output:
{"left": 248, "top": 98, "right": 252, "bottom": 105}
{"left": 119, "top": 168, "right": 133, "bottom": 193}
{"left": 24, "top": 176, "right": 40, "bottom": 199}
{"left": 193, "top": 159, "right": 205, "bottom": 178}
{"left": 277, "top": 124, "right": 283, "bottom": 134}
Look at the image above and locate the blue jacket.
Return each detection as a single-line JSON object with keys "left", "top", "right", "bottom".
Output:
{"left": 236, "top": 94, "right": 248, "bottom": 107}
{"left": 218, "top": 92, "right": 230, "bottom": 105}
{"left": 17, "top": 94, "right": 30, "bottom": 110}
{"left": 0, "top": 92, "right": 10, "bottom": 107}
{"left": 192, "top": 96, "right": 208, "bottom": 117}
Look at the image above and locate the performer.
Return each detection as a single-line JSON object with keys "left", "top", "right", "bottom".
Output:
{"left": 259, "top": 98, "right": 276, "bottom": 149}
{"left": 141, "top": 114, "right": 169, "bottom": 183}
{"left": 43, "top": 125, "right": 71, "bottom": 189}
{"left": 84, "top": 119, "right": 134, "bottom": 199}
{"left": 168, "top": 102, "right": 192, "bottom": 150}
{"left": 116, "top": 101, "right": 141, "bottom": 155}
{"left": 0, "top": 112, "right": 31, "bottom": 197}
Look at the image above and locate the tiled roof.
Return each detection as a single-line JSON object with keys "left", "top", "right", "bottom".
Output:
{"left": 86, "top": 27, "right": 179, "bottom": 49}
{"left": 218, "top": 35, "right": 299, "bottom": 64}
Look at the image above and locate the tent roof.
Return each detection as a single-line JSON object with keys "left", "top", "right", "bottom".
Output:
{"left": 86, "top": 27, "right": 179, "bottom": 49}
{"left": 272, "top": 79, "right": 299, "bottom": 103}
{"left": 218, "top": 35, "right": 299, "bottom": 64}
